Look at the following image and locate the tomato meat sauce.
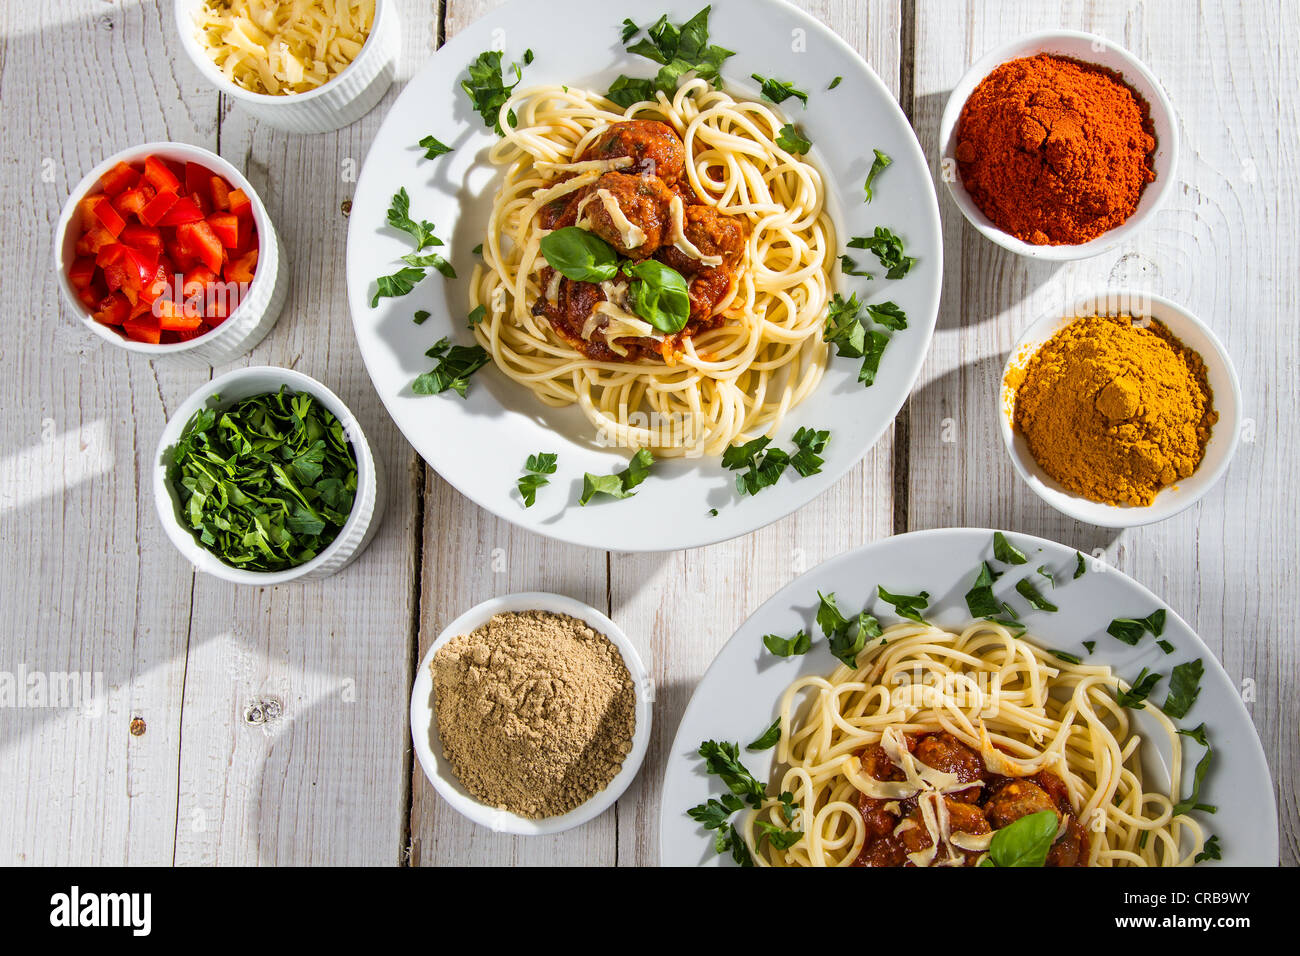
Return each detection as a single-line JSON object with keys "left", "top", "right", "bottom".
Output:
{"left": 67, "top": 156, "right": 260, "bottom": 345}
{"left": 854, "top": 730, "right": 1090, "bottom": 867}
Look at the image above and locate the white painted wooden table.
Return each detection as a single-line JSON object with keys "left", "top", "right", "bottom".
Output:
{"left": 1, "top": 0, "right": 1294, "bottom": 866}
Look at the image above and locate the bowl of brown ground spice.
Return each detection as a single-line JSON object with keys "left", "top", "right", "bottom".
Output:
{"left": 410, "top": 592, "right": 652, "bottom": 835}
{"left": 939, "top": 31, "right": 1179, "bottom": 260}
{"left": 1000, "top": 291, "right": 1241, "bottom": 527}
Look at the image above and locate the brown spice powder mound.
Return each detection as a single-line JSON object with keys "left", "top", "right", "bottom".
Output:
{"left": 1010, "top": 314, "right": 1217, "bottom": 506}
{"left": 431, "top": 610, "right": 636, "bottom": 819}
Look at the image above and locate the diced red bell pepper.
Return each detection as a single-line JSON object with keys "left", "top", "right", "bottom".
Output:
{"left": 81, "top": 194, "right": 125, "bottom": 237}
{"left": 182, "top": 265, "right": 218, "bottom": 300}
{"left": 207, "top": 212, "right": 239, "bottom": 249}
{"left": 78, "top": 287, "right": 101, "bottom": 309}
{"left": 225, "top": 248, "right": 258, "bottom": 285}
{"left": 210, "top": 176, "right": 231, "bottom": 211}
{"left": 68, "top": 256, "right": 97, "bottom": 290}
{"left": 159, "top": 195, "right": 205, "bottom": 227}
{"left": 157, "top": 297, "right": 204, "bottom": 331}
{"left": 75, "top": 225, "right": 117, "bottom": 256}
{"left": 184, "top": 163, "right": 213, "bottom": 203}
{"left": 92, "top": 291, "right": 131, "bottom": 326}
{"left": 112, "top": 183, "right": 156, "bottom": 220}
{"left": 227, "top": 188, "right": 253, "bottom": 220}
{"left": 123, "top": 313, "right": 163, "bottom": 344}
{"left": 120, "top": 223, "right": 162, "bottom": 260}
{"left": 175, "top": 220, "right": 224, "bottom": 273}
{"left": 99, "top": 161, "right": 140, "bottom": 198}
{"left": 139, "top": 189, "right": 179, "bottom": 227}
{"left": 143, "top": 155, "right": 181, "bottom": 194}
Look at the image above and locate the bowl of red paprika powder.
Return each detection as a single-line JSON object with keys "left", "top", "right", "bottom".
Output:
{"left": 938, "top": 31, "right": 1179, "bottom": 260}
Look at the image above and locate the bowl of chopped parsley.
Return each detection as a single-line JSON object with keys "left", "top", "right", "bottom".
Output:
{"left": 154, "top": 366, "right": 386, "bottom": 584}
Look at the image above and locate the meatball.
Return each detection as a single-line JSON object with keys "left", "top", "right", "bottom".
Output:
{"left": 656, "top": 204, "right": 748, "bottom": 320}
{"left": 580, "top": 120, "right": 686, "bottom": 182}
{"left": 581, "top": 172, "right": 674, "bottom": 259}
{"left": 913, "top": 732, "right": 987, "bottom": 803}
{"left": 984, "top": 779, "right": 1061, "bottom": 830}
{"left": 899, "top": 797, "right": 991, "bottom": 857}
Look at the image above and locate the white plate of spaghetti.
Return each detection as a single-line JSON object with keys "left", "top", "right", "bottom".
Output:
{"left": 660, "top": 528, "right": 1277, "bottom": 866}
{"left": 346, "top": 0, "right": 941, "bottom": 551}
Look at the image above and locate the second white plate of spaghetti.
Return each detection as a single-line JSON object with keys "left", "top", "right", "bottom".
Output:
{"left": 346, "top": 0, "right": 941, "bottom": 551}
{"left": 659, "top": 528, "right": 1276, "bottom": 866}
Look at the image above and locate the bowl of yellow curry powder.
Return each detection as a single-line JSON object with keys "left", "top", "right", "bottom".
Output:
{"left": 1001, "top": 292, "right": 1241, "bottom": 527}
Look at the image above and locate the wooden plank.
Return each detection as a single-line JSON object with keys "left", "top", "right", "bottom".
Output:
{"left": 909, "top": 0, "right": 1297, "bottom": 864}
{"left": 613, "top": 0, "right": 904, "bottom": 867}
{"left": 410, "top": 0, "right": 616, "bottom": 867}
{"left": 0, "top": 0, "right": 217, "bottom": 865}
{"left": 167, "top": 0, "right": 433, "bottom": 865}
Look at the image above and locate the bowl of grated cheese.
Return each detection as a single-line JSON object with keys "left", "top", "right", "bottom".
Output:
{"left": 174, "top": 0, "right": 400, "bottom": 134}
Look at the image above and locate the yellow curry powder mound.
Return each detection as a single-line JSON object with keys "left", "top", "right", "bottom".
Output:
{"left": 1010, "top": 314, "right": 1218, "bottom": 506}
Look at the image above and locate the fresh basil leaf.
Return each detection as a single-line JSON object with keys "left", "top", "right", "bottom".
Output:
{"left": 1015, "top": 577, "right": 1058, "bottom": 612}
{"left": 992, "top": 531, "right": 1029, "bottom": 565}
{"left": 862, "top": 148, "right": 892, "bottom": 203}
{"left": 877, "top": 586, "right": 929, "bottom": 623}
{"left": 763, "top": 629, "right": 811, "bottom": 657}
{"left": 747, "top": 717, "right": 781, "bottom": 751}
{"left": 418, "top": 134, "right": 453, "bottom": 160}
{"left": 984, "top": 810, "right": 1058, "bottom": 867}
{"left": 540, "top": 226, "right": 620, "bottom": 282}
{"left": 776, "top": 123, "right": 811, "bottom": 154}
{"left": 623, "top": 258, "right": 691, "bottom": 333}
{"left": 1163, "top": 658, "right": 1204, "bottom": 719}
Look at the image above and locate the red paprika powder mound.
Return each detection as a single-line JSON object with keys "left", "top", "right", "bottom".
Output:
{"left": 955, "top": 53, "right": 1157, "bottom": 245}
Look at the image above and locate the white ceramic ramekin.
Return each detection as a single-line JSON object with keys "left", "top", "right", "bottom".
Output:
{"left": 174, "top": 0, "right": 400, "bottom": 134}
{"left": 1000, "top": 291, "right": 1242, "bottom": 528}
{"left": 54, "top": 141, "right": 289, "bottom": 368}
{"left": 939, "top": 30, "right": 1179, "bottom": 261}
{"left": 411, "top": 592, "right": 654, "bottom": 835}
{"left": 154, "top": 366, "right": 387, "bottom": 584}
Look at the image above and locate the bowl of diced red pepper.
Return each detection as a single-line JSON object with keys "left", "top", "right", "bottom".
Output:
{"left": 56, "top": 143, "right": 274, "bottom": 353}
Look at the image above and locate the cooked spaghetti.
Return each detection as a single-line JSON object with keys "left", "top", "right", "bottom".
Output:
{"left": 744, "top": 619, "right": 1207, "bottom": 867}
{"left": 469, "top": 78, "right": 834, "bottom": 457}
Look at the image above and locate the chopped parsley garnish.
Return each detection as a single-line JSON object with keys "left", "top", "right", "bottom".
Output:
{"left": 789, "top": 427, "right": 830, "bottom": 477}
{"left": 1106, "top": 609, "right": 1167, "bottom": 645}
{"left": 828, "top": 75, "right": 843, "bottom": 90}
{"left": 687, "top": 794, "right": 744, "bottom": 830}
{"left": 579, "top": 448, "right": 654, "bottom": 505}
{"left": 755, "top": 820, "right": 803, "bottom": 850}
{"left": 412, "top": 339, "right": 490, "bottom": 398}
{"left": 386, "top": 186, "right": 442, "bottom": 251}
{"left": 722, "top": 436, "right": 789, "bottom": 496}
{"left": 516, "top": 452, "right": 558, "bottom": 508}
{"left": 838, "top": 255, "right": 873, "bottom": 278}
{"left": 747, "top": 717, "right": 781, "bottom": 751}
{"left": 993, "top": 531, "right": 1029, "bottom": 565}
{"left": 823, "top": 292, "right": 892, "bottom": 386}
{"left": 752, "top": 73, "right": 809, "bottom": 106}
{"left": 462, "top": 50, "right": 526, "bottom": 134}
{"left": 372, "top": 188, "right": 455, "bottom": 307}
{"left": 1049, "top": 649, "right": 1083, "bottom": 666}
{"left": 862, "top": 149, "right": 892, "bottom": 203}
{"left": 776, "top": 123, "right": 811, "bottom": 155}
{"left": 1083, "top": 640, "right": 1096, "bottom": 654}
{"left": 1074, "top": 551, "right": 1088, "bottom": 578}
{"left": 847, "top": 226, "right": 915, "bottom": 279}
{"left": 1157, "top": 639, "right": 1176, "bottom": 654}
{"left": 413, "top": 310, "right": 430, "bottom": 325}
{"left": 1195, "top": 834, "right": 1222, "bottom": 863}
{"left": 371, "top": 266, "right": 425, "bottom": 308}
{"left": 608, "top": 7, "right": 735, "bottom": 107}
{"left": 1163, "top": 658, "right": 1204, "bottom": 719}
{"left": 1116, "top": 668, "right": 1162, "bottom": 710}
{"left": 877, "top": 586, "right": 929, "bottom": 624}
{"left": 1015, "top": 577, "right": 1058, "bottom": 612}
{"left": 1173, "top": 724, "right": 1216, "bottom": 816}
{"left": 763, "top": 629, "right": 811, "bottom": 657}
{"left": 166, "top": 389, "right": 358, "bottom": 573}
{"left": 815, "top": 591, "right": 879, "bottom": 667}
{"left": 522, "top": 48, "right": 535, "bottom": 66}
{"left": 697, "top": 739, "right": 766, "bottom": 808}
{"left": 467, "top": 304, "right": 487, "bottom": 328}
{"left": 417, "top": 134, "right": 453, "bottom": 160}
{"left": 866, "top": 301, "right": 907, "bottom": 330}
{"left": 964, "top": 562, "right": 1002, "bottom": 619}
